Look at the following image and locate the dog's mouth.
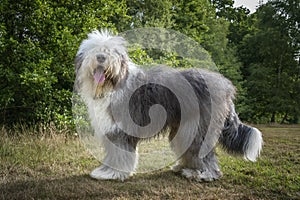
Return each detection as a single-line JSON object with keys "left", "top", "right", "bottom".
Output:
{"left": 93, "top": 68, "right": 106, "bottom": 85}
{"left": 93, "top": 67, "right": 109, "bottom": 99}
{"left": 92, "top": 65, "right": 115, "bottom": 99}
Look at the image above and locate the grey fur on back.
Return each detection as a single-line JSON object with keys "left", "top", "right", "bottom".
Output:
{"left": 110, "top": 66, "right": 235, "bottom": 140}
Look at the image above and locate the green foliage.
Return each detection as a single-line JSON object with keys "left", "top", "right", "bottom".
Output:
{"left": 0, "top": 0, "right": 130, "bottom": 126}
{"left": 239, "top": 0, "right": 300, "bottom": 123}
{"left": 200, "top": 4, "right": 247, "bottom": 116}
{"left": 212, "top": 0, "right": 300, "bottom": 123}
{"left": 126, "top": 0, "right": 175, "bottom": 28}
{"left": 172, "top": 0, "right": 212, "bottom": 43}
{"left": 1, "top": 0, "right": 298, "bottom": 126}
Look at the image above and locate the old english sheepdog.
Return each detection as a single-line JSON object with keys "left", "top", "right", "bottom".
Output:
{"left": 74, "top": 30, "right": 263, "bottom": 182}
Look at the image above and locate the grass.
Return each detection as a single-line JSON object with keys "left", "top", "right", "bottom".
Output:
{"left": 1, "top": 125, "right": 299, "bottom": 199}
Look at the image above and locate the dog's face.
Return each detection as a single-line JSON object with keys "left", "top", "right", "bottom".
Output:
{"left": 75, "top": 30, "right": 128, "bottom": 98}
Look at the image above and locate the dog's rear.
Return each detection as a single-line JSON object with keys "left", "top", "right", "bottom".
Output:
{"left": 219, "top": 104, "right": 263, "bottom": 161}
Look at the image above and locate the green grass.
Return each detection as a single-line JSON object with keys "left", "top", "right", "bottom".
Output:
{"left": 1, "top": 125, "right": 299, "bottom": 199}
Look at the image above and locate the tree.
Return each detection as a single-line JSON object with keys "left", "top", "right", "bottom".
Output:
{"left": 126, "top": 0, "right": 175, "bottom": 28}
{"left": 0, "top": 0, "right": 130, "bottom": 125}
{"left": 239, "top": 0, "right": 300, "bottom": 123}
{"left": 171, "top": 0, "right": 211, "bottom": 43}
{"left": 211, "top": 0, "right": 253, "bottom": 45}
{"left": 126, "top": 0, "right": 249, "bottom": 118}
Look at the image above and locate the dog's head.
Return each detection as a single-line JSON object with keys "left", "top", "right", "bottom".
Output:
{"left": 75, "top": 30, "right": 128, "bottom": 98}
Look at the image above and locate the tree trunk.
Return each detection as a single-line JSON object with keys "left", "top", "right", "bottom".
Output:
{"left": 280, "top": 113, "right": 288, "bottom": 124}
{"left": 271, "top": 112, "right": 276, "bottom": 123}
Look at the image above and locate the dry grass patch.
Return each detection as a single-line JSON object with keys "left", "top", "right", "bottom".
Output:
{"left": 1, "top": 125, "right": 299, "bottom": 199}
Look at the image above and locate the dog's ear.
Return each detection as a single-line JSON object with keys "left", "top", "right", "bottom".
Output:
{"left": 74, "top": 53, "right": 84, "bottom": 92}
{"left": 120, "top": 54, "right": 128, "bottom": 77}
{"left": 113, "top": 49, "right": 128, "bottom": 78}
{"left": 111, "top": 54, "right": 128, "bottom": 86}
{"left": 75, "top": 53, "right": 83, "bottom": 75}
{"left": 121, "top": 54, "right": 128, "bottom": 69}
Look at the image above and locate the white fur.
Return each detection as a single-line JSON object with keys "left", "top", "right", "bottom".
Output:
{"left": 90, "top": 165, "right": 130, "bottom": 181}
{"left": 90, "top": 137, "right": 139, "bottom": 181}
{"left": 244, "top": 128, "right": 263, "bottom": 162}
{"left": 79, "top": 66, "right": 141, "bottom": 180}
{"left": 83, "top": 94, "right": 139, "bottom": 180}
{"left": 182, "top": 169, "right": 214, "bottom": 182}
{"left": 77, "top": 30, "right": 114, "bottom": 56}
{"left": 76, "top": 30, "right": 140, "bottom": 180}
{"left": 86, "top": 96, "right": 114, "bottom": 138}
{"left": 128, "top": 61, "right": 141, "bottom": 74}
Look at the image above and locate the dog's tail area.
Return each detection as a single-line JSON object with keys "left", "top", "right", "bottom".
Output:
{"left": 219, "top": 104, "right": 263, "bottom": 162}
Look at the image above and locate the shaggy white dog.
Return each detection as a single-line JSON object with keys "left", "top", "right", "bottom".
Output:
{"left": 74, "top": 30, "right": 263, "bottom": 181}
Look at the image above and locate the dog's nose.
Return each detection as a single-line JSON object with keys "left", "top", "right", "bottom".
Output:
{"left": 96, "top": 54, "right": 106, "bottom": 63}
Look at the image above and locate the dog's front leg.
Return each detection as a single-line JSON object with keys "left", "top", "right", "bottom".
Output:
{"left": 90, "top": 130, "right": 139, "bottom": 181}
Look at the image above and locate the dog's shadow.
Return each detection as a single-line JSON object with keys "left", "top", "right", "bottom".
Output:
{"left": 1, "top": 170, "right": 219, "bottom": 199}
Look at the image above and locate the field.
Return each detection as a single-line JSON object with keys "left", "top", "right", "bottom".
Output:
{"left": 1, "top": 125, "right": 299, "bottom": 199}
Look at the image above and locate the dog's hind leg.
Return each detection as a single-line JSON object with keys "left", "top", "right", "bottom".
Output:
{"left": 170, "top": 128, "right": 222, "bottom": 182}
{"left": 90, "top": 130, "right": 139, "bottom": 181}
{"left": 179, "top": 149, "right": 222, "bottom": 182}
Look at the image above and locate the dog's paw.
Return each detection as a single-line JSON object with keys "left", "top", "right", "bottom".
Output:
{"left": 181, "top": 168, "right": 221, "bottom": 182}
{"left": 171, "top": 163, "right": 183, "bottom": 173}
{"left": 90, "top": 165, "right": 130, "bottom": 181}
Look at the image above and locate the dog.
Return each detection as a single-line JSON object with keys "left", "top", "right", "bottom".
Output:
{"left": 74, "top": 30, "right": 263, "bottom": 182}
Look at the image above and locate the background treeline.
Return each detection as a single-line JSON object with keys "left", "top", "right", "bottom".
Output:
{"left": 0, "top": 0, "right": 299, "bottom": 127}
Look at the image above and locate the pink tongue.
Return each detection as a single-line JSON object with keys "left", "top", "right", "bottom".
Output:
{"left": 93, "top": 70, "right": 105, "bottom": 84}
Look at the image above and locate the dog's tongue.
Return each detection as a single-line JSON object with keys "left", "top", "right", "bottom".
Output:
{"left": 93, "top": 70, "right": 105, "bottom": 84}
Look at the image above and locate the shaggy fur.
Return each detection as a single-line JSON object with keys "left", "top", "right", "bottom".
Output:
{"left": 75, "top": 30, "right": 263, "bottom": 182}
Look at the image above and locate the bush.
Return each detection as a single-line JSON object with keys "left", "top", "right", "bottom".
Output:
{"left": 0, "top": 0, "right": 129, "bottom": 126}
